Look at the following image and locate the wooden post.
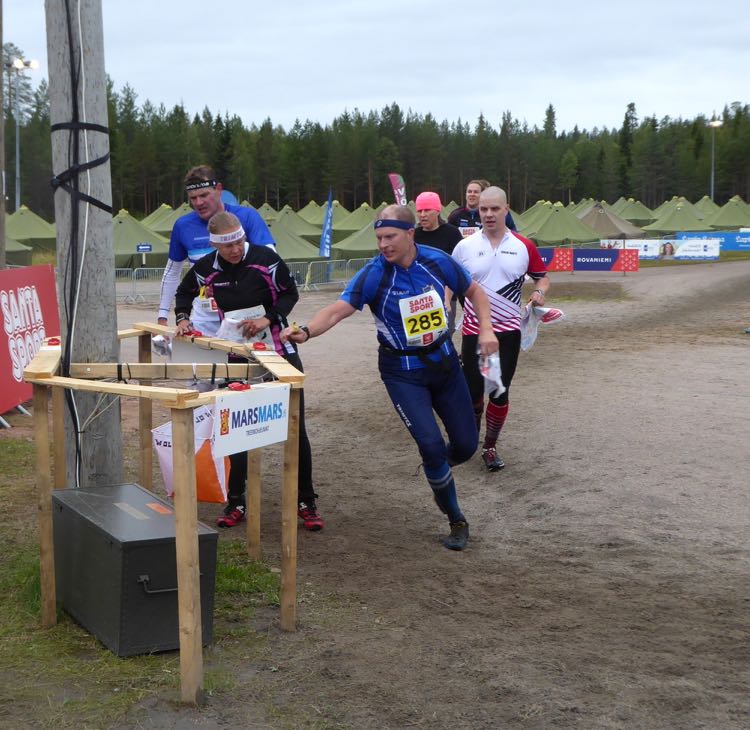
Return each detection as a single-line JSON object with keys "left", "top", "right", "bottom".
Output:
{"left": 246, "top": 449, "right": 262, "bottom": 560}
{"left": 33, "top": 385, "right": 57, "bottom": 627}
{"left": 138, "top": 333, "right": 153, "bottom": 488}
{"left": 45, "top": 0, "right": 122, "bottom": 486}
{"left": 171, "top": 407, "right": 204, "bottom": 704}
{"left": 280, "top": 388, "right": 300, "bottom": 631}
{"left": 51, "top": 386, "right": 66, "bottom": 489}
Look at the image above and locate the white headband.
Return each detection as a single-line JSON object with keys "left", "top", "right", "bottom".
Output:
{"left": 209, "top": 226, "right": 245, "bottom": 245}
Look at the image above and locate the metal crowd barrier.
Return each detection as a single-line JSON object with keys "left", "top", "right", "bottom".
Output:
{"left": 113, "top": 258, "right": 376, "bottom": 304}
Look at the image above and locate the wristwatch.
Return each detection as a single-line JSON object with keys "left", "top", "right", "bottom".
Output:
{"left": 300, "top": 325, "right": 311, "bottom": 341}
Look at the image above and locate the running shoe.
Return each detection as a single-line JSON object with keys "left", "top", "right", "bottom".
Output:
{"left": 298, "top": 501, "right": 324, "bottom": 531}
{"left": 481, "top": 447, "right": 505, "bottom": 472}
{"left": 441, "top": 520, "right": 469, "bottom": 551}
{"left": 216, "top": 505, "right": 246, "bottom": 528}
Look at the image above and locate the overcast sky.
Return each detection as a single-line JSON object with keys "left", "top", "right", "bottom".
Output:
{"left": 5, "top": 1, "right": 747, "bottom": 134}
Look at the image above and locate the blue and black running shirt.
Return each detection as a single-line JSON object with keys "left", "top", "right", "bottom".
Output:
{"left": 341, "top": 244, "right": 473, "bottom": 370}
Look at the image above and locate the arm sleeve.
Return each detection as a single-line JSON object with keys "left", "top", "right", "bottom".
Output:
{"left": 158, "top": 258, "right": 185, "bottom": 319}
{"left": 264, "top": 254, "right": 299, "bottom": 324}
{"left": 174, "top": 265, "right": 200, "bottom": 318}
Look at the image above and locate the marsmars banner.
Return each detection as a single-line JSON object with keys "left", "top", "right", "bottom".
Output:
{"left": 0, "top": 265, "right": 60, "bottom": 414}
{"left": 388, "top": 173, "right": 407, "bottom": 205}
{"left": 212, "top": 383, "right": 291, "bottom": 457}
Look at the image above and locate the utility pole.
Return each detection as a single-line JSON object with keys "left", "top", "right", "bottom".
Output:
{"left": 45, "top": 0, "right": 122, "bottom": 486}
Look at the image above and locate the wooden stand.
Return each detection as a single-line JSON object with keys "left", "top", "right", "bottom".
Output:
{"left": 25, "top": 326, "right": 305, "bottom": 704}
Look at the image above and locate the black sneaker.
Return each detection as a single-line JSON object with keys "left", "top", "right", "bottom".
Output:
{"left": 481, "top": 447, "right": 505, "bottom": 471}
{"left": 441, "top": 520, "right": 469, "bottom": 551}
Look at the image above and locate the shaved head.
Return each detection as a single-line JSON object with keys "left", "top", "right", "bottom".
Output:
{"left": 479, "top": 186, "right": 507, "bottom": 206}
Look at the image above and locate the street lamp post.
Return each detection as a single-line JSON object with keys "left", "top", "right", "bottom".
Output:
{"left": 8, "top": 57, "right": 40, "bottom": 211}
{"left": 709, "top": 117, "right": 723, "bottom": 203}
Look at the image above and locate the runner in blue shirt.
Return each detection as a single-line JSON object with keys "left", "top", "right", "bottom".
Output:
{"left": 282, "top": 205, "right": 497, "bottom": 551}
{"left": 157, "top": 165, "right": 274, "bottom": 334}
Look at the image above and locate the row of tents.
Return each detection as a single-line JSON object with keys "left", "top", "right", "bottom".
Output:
{"left": 5, "top": 193, "right": 750, "bottom": 267}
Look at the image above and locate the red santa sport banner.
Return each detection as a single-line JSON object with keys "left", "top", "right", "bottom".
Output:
{"left": 0, "top": 265, "right": 60, "bottom": 414}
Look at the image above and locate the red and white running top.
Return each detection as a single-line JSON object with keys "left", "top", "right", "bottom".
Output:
{"left": 452, "top": 229, "right": 547, "bottom": 334}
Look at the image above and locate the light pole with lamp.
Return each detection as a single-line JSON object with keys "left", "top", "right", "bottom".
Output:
{"left": 7, "top": 57, "right": 39, "bottom": 211}
{"left": 709, "top": 116, "right": 723, "bottom": 202}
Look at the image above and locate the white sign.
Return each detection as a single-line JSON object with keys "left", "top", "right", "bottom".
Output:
{"left": 212, "top": 383, "right": 290, "bottom": 456}
{"left": 674, "top": 238, "right": 721, "bottom": 260}
{"left": 600, "top": 239, "right": 662, "bottom": 259}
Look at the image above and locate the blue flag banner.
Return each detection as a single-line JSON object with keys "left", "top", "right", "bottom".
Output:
{"left": 319, "top": 189, "right": 334, "bottom": 258}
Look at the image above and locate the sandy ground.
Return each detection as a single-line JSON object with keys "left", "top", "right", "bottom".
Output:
{"left": 14, "top": 261, "right": 750, "bottom": 728}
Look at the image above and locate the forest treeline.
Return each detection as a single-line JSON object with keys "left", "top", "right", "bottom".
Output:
{"left": 5, "top": 44, "right": 749, "bottom": 221}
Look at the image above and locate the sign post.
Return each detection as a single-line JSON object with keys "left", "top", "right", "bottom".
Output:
{"left": 136, "top": 242, "right": 152, "bottom": 267}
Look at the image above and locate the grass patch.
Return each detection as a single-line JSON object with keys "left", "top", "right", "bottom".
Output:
{"left": 0, "top": 433, "right": 280, "bottom": 727}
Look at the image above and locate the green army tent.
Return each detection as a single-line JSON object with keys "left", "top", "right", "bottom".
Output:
{"left": 643, "top": 204, "right": 710, "bottom": 234}
{"left": 693, "top": 195, "right": 720, "bottom": 218}
{"left": 151, "top": 202, "right": 192, "bottom": 235}
{"left": 517, "top": 201, "right": 552, "bottom": 233}
{"left": 332, "top": 222, "right": 379, "bottom": 260}
{"left": 297, "top": 200, "right": 321, "bottom": 223}
{"left": 112, "top": 209, "right": 170, "bottom": 268}
{"left": 442, "top": 200, "right": 459, "bottom": 218}
{"left": 617, "top": 199, "right": 655, "bottom": 226}
{"left": 4, "top": 236, "right": 32, "bottom": 266}
{"left": 522, "top": 203, "right": 600, "bottom": 244}
{"left": 306, "top": 200, "right": 350, "bottom": 227}
{"left": 256, "top": 202, "right": 277, "bottom": 223}
{"left": 272, "top": 206, "right": 322, "bottom": 244}
{"left": 577, "top": 203, "right": 644, "bottom": 239}
{"left": 517, "top": 200, "right": 549, "bottom": 228}
{"left": 374, "top": 201, "right": 389, "bottom": 215}
{"left": 703, "top": 198, "right": 750, "bottom": 230}
{"left": 333, "top": 203, "right": 376, "bottom": 243}
{"left": 609, "top": 196, "right": 628, "bottom": 215}
{"left": 141, "top": 203, "right": 173, "bottom": 229}
{"left": 6, "top": 205, "right": 57, "bottom": 252}
{"left": 268, "top": 224, "right": 322, "bottom": 262}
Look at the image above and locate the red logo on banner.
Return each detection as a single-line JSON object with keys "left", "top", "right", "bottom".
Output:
{"left": 611, "top": 249, "right": 640, "bottom": 272}
{"left": 0, "top": 265, "right": 60, "bottom": 414}
{"left": 548, "top": 248, "right": 574, "bottom": 271}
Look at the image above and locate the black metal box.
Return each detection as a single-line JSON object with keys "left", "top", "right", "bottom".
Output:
{"left": 52, "top": 483, "right": 218, "bottom": 657}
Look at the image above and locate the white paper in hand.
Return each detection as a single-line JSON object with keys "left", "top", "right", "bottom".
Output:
{"left": 479, "top": 351, "right": 505, "bottom": 397}
{"left": 216, "top": 305, "right": 272, "bottom": 345}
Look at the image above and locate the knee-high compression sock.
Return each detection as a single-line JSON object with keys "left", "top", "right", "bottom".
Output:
{"left": 483, "top": 402, "right": 509, "bottom": 449}
{"left": 473, "top": 398, "right": 484, "bottom": 432}
{"left": 424, "top": 462, "right": 465, "bottom": 524}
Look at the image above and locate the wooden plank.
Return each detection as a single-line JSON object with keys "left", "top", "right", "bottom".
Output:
{"left": 24, "top": 349, "right": 61, "bottom": 379}
{"left": 246, "top": 449, "right": 262, "bottom": 560}
{"left": 33, "top": 385, "right": 57, "bottom": 628}
{"left": 138, "top": 334, "right": 153, "bottom": 490}
{"left": 69, "top": 362, "right": 265, "bottom": 380}
{"left": 23, "top": 375, "right": 200, "bottom": 405}
{"left": 250, "top": 352, "right": 305, "bottom": 383}
{"left": 51, "top": 386, "right": 66, "bottom": 489}
{"left": 280, "top": 388, "right": 300, "bottom": 631}
{"left": 117, "top": 328, "right": 144, "bottom": 340}
{"left": 171, "top": 408, "right": 204, "bottom": 704}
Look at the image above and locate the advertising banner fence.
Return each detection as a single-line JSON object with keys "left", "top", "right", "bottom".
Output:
{"left": 0, "top": 265, "right": 60, "bottom": 414}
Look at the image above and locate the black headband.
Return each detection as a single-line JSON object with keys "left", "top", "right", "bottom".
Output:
{"left": 185, "top": 180, "right": 217, "bottom": 191}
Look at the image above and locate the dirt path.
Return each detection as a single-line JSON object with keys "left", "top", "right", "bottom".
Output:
{"left": 39, "top": 262, "right": 750, "bottom": 727}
